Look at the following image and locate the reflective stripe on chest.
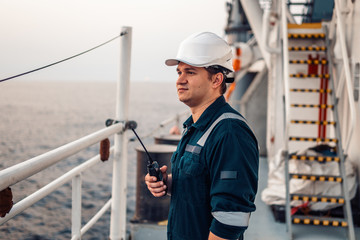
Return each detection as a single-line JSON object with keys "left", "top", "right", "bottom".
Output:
{"left": 185, "top": 112, "right": 248, "bottom": 154}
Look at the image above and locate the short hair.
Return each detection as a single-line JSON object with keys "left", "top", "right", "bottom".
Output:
{"left": 204, "top": 65, "right": 229, "bottom": 95}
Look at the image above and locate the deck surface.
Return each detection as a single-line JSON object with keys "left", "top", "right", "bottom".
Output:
{"left": 130, "top": 157, "right": 360, "bottom": 240}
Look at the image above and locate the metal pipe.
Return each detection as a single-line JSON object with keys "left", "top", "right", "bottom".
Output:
{"left": 334, "top": 0, "right": 357, "bottom": 153}
{"left": 0, "top": 149, "right": 113, "bottom": 225}
{"left": 281, "top": 0, "right": 290, "bottom": 152}
{"left": 240, "top": 0, "right": 271, "bottom": 68}
{"left": 281, "top": 0, "right": 292, "bottom": 238}
{"left": 325, "top": 25, "right": 356, "bottom": 240}
{"left": 0, "top": 124, "right": 123, "bottom": 191}
{"left": 72, "top": 174, "right": 82, "bottom": 239}
{"left": 110, "top": 26, "right": 132, "bottom": 240}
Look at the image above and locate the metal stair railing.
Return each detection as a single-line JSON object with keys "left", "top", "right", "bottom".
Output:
{"left": 281, "top": 0, "right": 292, "bottom": 239}
{"left": 325, "top": 26, "right": 356, "bottom": 240}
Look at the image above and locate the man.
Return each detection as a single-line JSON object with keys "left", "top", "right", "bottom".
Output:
{"left": 145, "top": 32, "right": 259, "bottom": 240}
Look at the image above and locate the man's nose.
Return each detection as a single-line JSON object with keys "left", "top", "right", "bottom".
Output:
{"left": 176, "top": 74, "right": 187, "bottom": 85}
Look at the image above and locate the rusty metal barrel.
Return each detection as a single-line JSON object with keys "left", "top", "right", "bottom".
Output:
{"left": 154, "top": 134, "right": 181, "bottom": 146}
{"left": 132, "top": 144, "right": 176, "bottom": 223}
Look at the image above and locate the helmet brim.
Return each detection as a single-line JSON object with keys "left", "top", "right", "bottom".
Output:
{"left": 165, "top": 58, "right": 210, "bottom": 68}
{"left": 165, "top": 59, "right": 180, "bottom": 66}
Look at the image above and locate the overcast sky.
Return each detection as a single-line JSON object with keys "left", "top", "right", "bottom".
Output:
{"left": 0, "top": 0, "right": 229, "bottom": 82}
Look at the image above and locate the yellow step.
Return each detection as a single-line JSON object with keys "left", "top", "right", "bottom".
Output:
{"left": 292, "top": 216, "right": 348, "bottom": 227}
{"left": 289, "top": 73, "right": 329, "bottom": 78}
{"left": 288, "top": 23, "right": 322, "bottom": 29}
{"left": 289, "top": 154, "right": 339, "bottom": 162}
{"left": 290, "top": 173, "right": 342, "bottom": 182}
{"left": 291, "top": 104, "right": 334, "bottom": 109}
{"left": 289, "top": 46, "right": 326, "bottom": 51}
{"left": 290, "top": 88, "right": 332, "bottom": 93}
{"left": 291, "top": 194, "right": 344, "bottom": 204}
{"left": 289, "top": 59, "right": 328, "bottom": 65}
{"left": 288, "top": 33, "right": 325, "bottom": 39}
{"left": 289, "top": 136, "right": 337, "bottom": 143}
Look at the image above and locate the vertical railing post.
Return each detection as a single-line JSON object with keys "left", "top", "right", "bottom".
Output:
{"left": 72, "top": 174, "right": 82, "bottom": 240}
{"left": 110, "top": 26, "right": 132, "bottom": 240}
{"left": 281, "top": 0, "right": 292, "bottom": 239}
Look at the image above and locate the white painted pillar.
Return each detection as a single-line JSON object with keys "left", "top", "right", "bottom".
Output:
{"left": 110, "top": 26, "right": 132, "bottom": 240}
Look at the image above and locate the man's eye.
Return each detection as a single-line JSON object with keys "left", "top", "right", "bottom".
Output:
{"left": 188, "top": 71, "right": 195, "bottom": 75}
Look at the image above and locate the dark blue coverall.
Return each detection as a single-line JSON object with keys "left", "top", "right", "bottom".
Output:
{"left": 167, "top": 96, "right": 259, "bottom": 240}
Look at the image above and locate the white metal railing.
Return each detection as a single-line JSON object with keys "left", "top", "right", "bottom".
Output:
{"left": 280, "top": 0, "right": 292, "bottom": 239}
{"left": 0, "top": 26, "right": 133, "bottom": 240}
{"left": 281, "top": 0, "right": 290, "bottom": 150}
{"left": 334, "top": 0, "right": 357, "bottom": 153}
{"left": 0, "top": 123, "right": 124, "bottom": 192}
{"left": 0, "top": 147, "right": 114, "bottom": 228}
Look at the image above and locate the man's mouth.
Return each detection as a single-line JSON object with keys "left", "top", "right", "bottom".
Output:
{"left": 177, "top": 87, "right": 188, "bottom": 92}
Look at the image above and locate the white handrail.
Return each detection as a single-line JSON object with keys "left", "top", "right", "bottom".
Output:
{"left": 0, "top": 123, "right": 124, "bottom": 191}
{"left": 0, "top": 148, "right": 114, "bottom": 225}
{"left": 281, "top": 0, "right": 292, "bottom": 238}
{"left": 334, "top": 0, "right": 357, "bottom": 153}
{"left": 281, "top": 0, "right": 290, "bottom": 149}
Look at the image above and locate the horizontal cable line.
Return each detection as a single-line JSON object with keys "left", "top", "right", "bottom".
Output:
{"left": 0, "top": 31, "right": 127, "bottom": 83}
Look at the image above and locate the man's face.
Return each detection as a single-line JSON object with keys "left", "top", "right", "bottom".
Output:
{"left": 176, "top": 62, "right": 213, "bottom": 108}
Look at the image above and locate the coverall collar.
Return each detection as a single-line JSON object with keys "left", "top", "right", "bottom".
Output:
{"left": 183, "top": 95, "right": 227, "bottom": 131}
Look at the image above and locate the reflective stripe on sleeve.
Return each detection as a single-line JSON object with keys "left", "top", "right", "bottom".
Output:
{"left": 212, "top": 211, "right": 250, "bottom": 227}
{"left": 185, "top": 144, "right": 202, "bottom": 154}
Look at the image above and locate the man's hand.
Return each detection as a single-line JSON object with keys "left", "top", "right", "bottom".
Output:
{"left": 0, "top": 187, "right": 13, "bottom": 218}
{"left": 145, "top": 165, "right": 169, "bottom": 197}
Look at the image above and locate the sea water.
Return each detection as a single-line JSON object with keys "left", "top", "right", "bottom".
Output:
{"left": 0, "top": 80, "right": 187, "bottom": 239}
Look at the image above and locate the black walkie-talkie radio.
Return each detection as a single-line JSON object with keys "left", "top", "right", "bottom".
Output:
{"left": 130, "top": 128, "right": 163, "bottom": 182}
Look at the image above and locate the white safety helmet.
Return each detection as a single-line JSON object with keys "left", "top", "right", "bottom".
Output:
{"left": 165, "top": 32, "right": 234, "bottom": 80}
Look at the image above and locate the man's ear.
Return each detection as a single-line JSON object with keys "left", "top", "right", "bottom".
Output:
{"left": 212, "top": 72, "right": 224, "bottom": 89}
